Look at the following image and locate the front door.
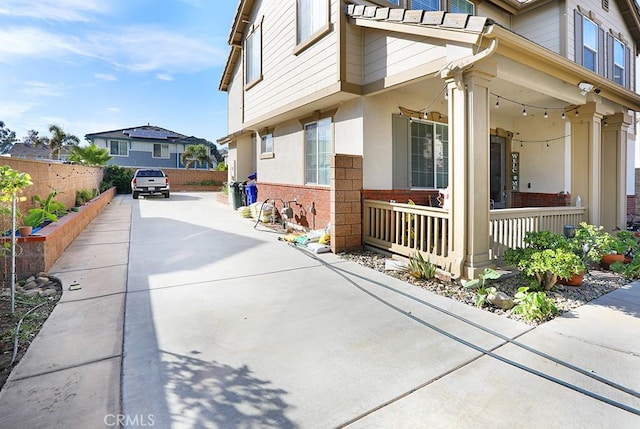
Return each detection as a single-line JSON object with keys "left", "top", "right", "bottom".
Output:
{"left": 490, "top": 135, "right": 506, "bottom": 209}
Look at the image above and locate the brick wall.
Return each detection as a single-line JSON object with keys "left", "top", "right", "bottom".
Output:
{"left": 1, "top": 187, "right": 115, "bottom": 280}
{"left": 255, "top": 182, "right": 330, "bottom": 230}
{"left": 331, "top": 155, "right": 363, "bottom": 253}
{"left": 1, "top": 158, "right": 103, "bottom": 214}
{"left": 511, "top": 192, "right": 571, "bottom": 208}
{"left": 162, "top": 168, "right": 227, "bottom": 192}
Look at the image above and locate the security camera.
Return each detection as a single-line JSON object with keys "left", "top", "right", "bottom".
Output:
{"left": 594, "top": 88, "right": 601, "bottom": 94}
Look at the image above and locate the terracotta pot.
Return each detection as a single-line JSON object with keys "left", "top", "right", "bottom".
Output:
{"left": 18, "top": 226, "right": 32, "bottom": 237}
{"left": 559, "top": 271, "right": 584, "bottom": 287}
{"left": 600, "top": 254, "right": 625, "bottom": 270}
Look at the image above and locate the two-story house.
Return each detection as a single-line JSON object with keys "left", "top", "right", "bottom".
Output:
{"left": 86, "top": 125, "right": 217, "bottom": 169}
{"left": 218, "top": 0, "right": 640, "bottom": 279}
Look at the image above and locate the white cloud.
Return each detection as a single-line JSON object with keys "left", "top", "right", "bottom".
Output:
{"left": 106, "top": 107, "right": 120, "bottom": 112}
{"left": 95, "top": 73, "right": 117, "bottom": 81}
{"left": 156, "top": 73, "right": 174, "bottom": 81}
{"left": 0, "top": 25, "right": 227, "bottom": 74}
{"left": 0, "top": 101, "right": 38, "bottom": 123}
{"left": 0, "top": 0, "right": 109, "bottom": 22}
{"left": 22, "top": 81, "right": 63, "bottom": 97}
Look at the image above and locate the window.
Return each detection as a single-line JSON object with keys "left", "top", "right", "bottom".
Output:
{"left": 613, "top": 38, "right": 625, "bottom": 85}
{"left": 153, "top": 143, "right": 169, "bottom": 159}
{"left": 261, "top": 133, "right": 273, "bottom": 154}
{"left": 402, "top": 0, "right": 474, "bottom": 13}
{"left": 245, "top": 24, "right": 262, "bottom": 86}
{"left": 582, "top": 17, "right": 598, "bottom": 72}
{"left": 411, "top": 0, "right": 439, "bottom": 10}
{"left": 297, "top": 0, "right": 329, "bottom": 45}
{"left": 449, "top": 0, "right": 474, "bottom": 13}
{"left": 110, "top": 140, "right": 128, "bottom": 156}
{"left": 410, "top": 120, "right": 448, "bottom": 188}
{"left": 304, "top": 118, "right": 331, "bottom": 185}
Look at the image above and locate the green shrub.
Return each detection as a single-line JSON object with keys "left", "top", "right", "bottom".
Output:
{"left": 512, "top": 287, "right": 558, "bottom": 322}
{"left": 75, "top": 188, "right": 94, "bottom": 206}
{"left": 463, "top": 268, "right": 502, "bottom": 307}
{"left": 402, "top": 251, "right": 436, "bottom": 280}
{"left": 104, "top": 165, "right": 134, "bottom": 194}
{"left": 99, "top": 180, "right": 113, "bottom": 193}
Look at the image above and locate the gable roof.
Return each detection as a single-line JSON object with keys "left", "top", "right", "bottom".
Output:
{"left": 8, "top": 143, "right": 74, "bottom": 158}
{"left": 85, "top": 125, "right": 188, "bottom": 142}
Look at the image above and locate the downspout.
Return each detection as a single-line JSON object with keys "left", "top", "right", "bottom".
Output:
{"left": 438, "top": 38, "right": 499, "bottom": 280}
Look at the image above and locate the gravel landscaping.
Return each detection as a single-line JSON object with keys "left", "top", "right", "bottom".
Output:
{"left": 338, "top": 249, "right": 630, "bottom": 325}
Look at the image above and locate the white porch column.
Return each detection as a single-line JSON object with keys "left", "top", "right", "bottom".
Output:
{"left": 601, "top": 112, "right": 632, "bottom": 231}
{"left": 446, "top": 62, "right": 496, "bottom": 279}
{"left": 570, "top": 102, "right": 605, "bottom": 226}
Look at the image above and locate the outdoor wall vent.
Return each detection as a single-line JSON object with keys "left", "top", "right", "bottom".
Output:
{"left": 602, "top": 0, "right": 609, "bottom": 11}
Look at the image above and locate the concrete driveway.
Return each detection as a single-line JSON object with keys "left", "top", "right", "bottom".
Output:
{"left": 121, "top": 193, "right": 640, "bottom": 428}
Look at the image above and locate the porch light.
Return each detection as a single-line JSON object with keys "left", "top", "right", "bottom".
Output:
{"left": 544, "top": 110, "right": 548, "bottom": 119}
{"left": 575, "top": 109, "right": 579, "bottom": 117}
{"left": 561, "top": 111, "right": 566, "bottom": 119}
{"left": 522, "top": 105, "right": 527, "bottom": 116}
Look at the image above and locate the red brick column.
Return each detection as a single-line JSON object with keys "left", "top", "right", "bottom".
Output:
{"left": 331, "top": 155, "right": 363, "bottom": 253}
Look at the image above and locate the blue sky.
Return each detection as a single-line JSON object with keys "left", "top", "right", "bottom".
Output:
{"left": 0, "top": 0, "right": 238, "bottom": 145}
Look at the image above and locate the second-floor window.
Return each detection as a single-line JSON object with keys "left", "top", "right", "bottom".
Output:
{"left": 297, "top": 0, "right": 329, "bottom": 46}
{"left": 613, "top": 38, "right": 625, "bottom": 86}
{"left": 245, "top": 24, "right": 262, "bottom": 86}
{"left": 153, "top": 143, "right": 169, "bottom": 159}
{"left": 386, "top": 0, "right": 474, "bottom": 13}
{"left": 110, "top": 140, "right": 128, "bottom": 156}
{"left": 582, "top": 17, "right": 598, "bottom": 72}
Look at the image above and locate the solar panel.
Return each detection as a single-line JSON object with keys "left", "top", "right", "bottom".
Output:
{"left": 128, "top": 129, "right": 178, "bottom": 139}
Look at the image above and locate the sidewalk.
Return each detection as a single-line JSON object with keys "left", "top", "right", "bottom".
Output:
{"left": 0, "top": 192, "right": 638, "bottom": 428}
{"left": 0, "top": 197, "right": 130, "bottom": 428}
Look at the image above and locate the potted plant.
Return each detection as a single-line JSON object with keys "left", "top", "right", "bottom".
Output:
{"left": 504, "top": 231, "right": 585, "bottom": 291}
{"left": 600, "top": 230, "right": 637, "bottom": 269}
{"left": 20, "top": 207, "right": 58, "bottom": 235}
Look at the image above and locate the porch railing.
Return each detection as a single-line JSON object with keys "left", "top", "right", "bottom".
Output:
{"left": 488, "top": 206, "right": 586, "bottom": 259}
{"left": 363, "top": 200, "right": 587, "bottom": 267}
{"left": 363, "top": 200, "right": 451, "bottom": 268}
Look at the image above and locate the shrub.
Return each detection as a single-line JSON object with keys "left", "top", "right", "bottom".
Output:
{"left": 462, "top": 268, "right": 502, "bottom": 307}
{"left": 402, "top": 251, "right": 436, "bottom": 280}
{"left": 104, "top": 165, "right": 134, "bottom": 194}
{"left": 75, "top": 188, "right": 94, "bottom": 205}
{"left": 512, "top": 287, "right": 558, "bottom": 322}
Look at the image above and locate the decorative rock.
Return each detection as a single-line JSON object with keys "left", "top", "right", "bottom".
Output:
{"left": 26, "top": 276, "right": 36, "bottom": 283}
{"left": 40, "top": 289, "right": 58, "bottom": 297}
{"left": 487, "top": 291, "right": 515, "bottom": 310}
{"left": 36, "top": 277, "right": 49, "bottom": 286}
{"left": 1, "top": 288, "right": 10, "bottom": 297}
{"left": 23, "top": 288, "right": 41, "bottom": 297}
{"left": 23, "top": 281, "right": 39, "bottom": 290}
{"left": 37, "top": 272, "right": 48, "bottom": 278}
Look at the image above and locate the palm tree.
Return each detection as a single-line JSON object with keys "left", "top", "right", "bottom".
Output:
{"left": 48, "top": 124, "right": 80, "bottom": 160}
{"left": 181, "top": 144, "right": 211, "bottom": 169}
{"left": 68, "top": 144, "right": 113, "bottom": 166}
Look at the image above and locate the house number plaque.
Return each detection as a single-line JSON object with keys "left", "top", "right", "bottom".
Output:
{"left": 511, "top": 152, "right": 519, "bottom": 191}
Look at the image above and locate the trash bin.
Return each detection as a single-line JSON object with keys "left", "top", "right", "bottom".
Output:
{"left": 245, "top": 183, "right": 258, "bottom": 205}
{"left": 229, "top": 182, "right": 242, "bottom": 210}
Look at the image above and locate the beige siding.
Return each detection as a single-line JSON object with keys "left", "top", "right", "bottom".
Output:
{"left": 512, "top": 1, "right": 561, "bottom": 54}
{"left": 345, "top": 22, "right": 363, "bottom": 85}
{"left": 243, "top": 0, "right": 340, "bottom": 122}
{"left": 227, "top": 60, "right": 244, "bottom": 134}
{"left": 476, "top": 2, "right": 512, "bottom": 28}
{"left": 363, "top": 29, "right": 447, "bottom": 85}
{"left": 257, "top": 120, "right": 304, "bottom": 185}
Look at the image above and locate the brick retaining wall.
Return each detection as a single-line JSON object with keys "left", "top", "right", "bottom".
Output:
{"left": 255, "top": 182, "right": 330, "bottom": 230}
{"left": 162, "top": 168, "right": 226, "bottom": 192}
{"left": 0, "top": 187, "right": 116, "bottom": 280}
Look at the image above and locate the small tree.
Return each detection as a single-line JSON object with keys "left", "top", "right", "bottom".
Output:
{"left": 48, "top": 124, "right": 80, "bottom": 160}
{"left": 181, "top": 144, "right": 211, "bottom": 169}
{"left": 68, "top": 144, "right": 112, "bottom": 166}
{"left": 0, "top": 121, "right": 17, "bottom": 154}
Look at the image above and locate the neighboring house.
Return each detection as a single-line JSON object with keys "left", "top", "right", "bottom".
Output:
{"left": 85, "top": 125, "right": 216, "bottom": 169}
{"left": 218, "top": 0, "right": 640, "bottom": 279}
{"left": 7, "top": 143, "right": 74, "bottom": 162}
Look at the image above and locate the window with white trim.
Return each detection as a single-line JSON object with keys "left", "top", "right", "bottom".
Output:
{"left": 613, "top": 38, "right": 625, "bottom": 86}
{"left": 582, "top": 16, "right": 598, "bottom": 72}
{"left": 390, "top": 0, "right": 474, "bottom": 13}
{"left": 411, "top": 120, "right": 448, "bottom": 188}
{"left": 245, "top": 23, "right": 262, "bottom": 86}
{"left": 153, "top": 143, "right": 169, "bottom": 159}
{"left": 304, "top": 118, "right": 331, "bottom": 186}
{"left": 261, "top": 133, "right": 273, "bottom": 154}
{"left": 297, "top": 0, "right": 329, "bottom": 45}
{"left": 109, "top": 140, "right": 128, "bottom": 156}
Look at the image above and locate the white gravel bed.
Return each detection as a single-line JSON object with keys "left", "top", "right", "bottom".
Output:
{"left": 337, "top": 250, "right": 630, "bottom": 325}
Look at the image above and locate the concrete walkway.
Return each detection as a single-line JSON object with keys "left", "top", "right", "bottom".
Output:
{"left": 0, "top": 192, "right": 639, "bottom": 428}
